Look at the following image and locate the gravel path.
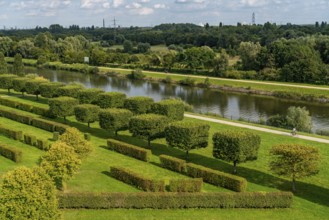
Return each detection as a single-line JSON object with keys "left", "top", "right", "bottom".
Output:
{"left": 185, "top": 113, "right": 329, "bottom": 144}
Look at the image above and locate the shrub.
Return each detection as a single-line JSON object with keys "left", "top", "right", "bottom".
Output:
{"left": 106, "top": 139, "right": 151, "bottom": 162}
{"left": 0, "top": 74, "right": 17, "bottom": 93}
{"left": 267, "top": 114, "right": 289, "bottom": 129}
{"left": 0, "top": 143, "right": 22, "bottom": 162}
{"left": 213, "top": 130, "right": 261, "bottom": 174}
{"left": 49, "top": 96, "right": 79, "bottom": 121}
{"left": 124, "top": 96, "right": 154, "bottom": 114}
{"left": 16, "top": 102, "right": 33, "bottom": 112}
{"left": 99, "top": 108, "right": 133, "bottom": 135}
{"left": 77, "top": 88, "right": 104, "bottom": 104}
{"left": 31, "top": 118, "right": 56, "bottom": 132}
{"left": 0, "top": 108, "right": 33, "bottom": 125}
{"left": 32, "top": 106, "right": 54, "bottom": 118}
{"left": 39, "top": 82, "right": 64, "bottom": 98}
{"left": 56, "top": 84, "right": 84, "bottom": 98}
{"left": 165, "top": 121, "right": 210, "bottom": 159}
{"left": 186, "top": 163, "right": 247, "bottom": 192}
{"left": 159, "top": 154, "right": 186, "bottom": 173}
{"left": 110, "top": 166, "right": 165, "bottom": 192}
{"left": 12, "top": 78, "right": 29, "bottom": 95}
{"left": 53, "top": 132, "right": 60, "bottom": 141}
{"left": 84, "top": 133, "right": 91, "bottom": 141}
{"left": 150, "top": 99, "right": 185, "bottom": 121}
{"left": 74, "top": 104, "right": 100, "bottom": 128}
{"left": 129, "top": 114, "right": 169, "bottom": 147}
{"left": 169, "top": 178, "right": 203, "bottom": 192}
{"left": 0, "top": 125, "right": 23, "bottom": 141}
{"left": 37, "top": 139, "right": 50, "bottom": 151}
{"left": 25, "top": 78, "right": 48, "bottom": 100}
{"left": 179, "top": 77, "right": 196, "bottom": 86}
{"left": 96, "top": 92, "right": 126, "bottom": 108}
{"left": 58, "top": 191, "right": 293, "bottom": 209}
{"left": 127, "top": 69, "right": 145, "bottom": 80}
{"left": 24, "top": 133, "right": 37, "bottom": 146}
{"left": 0, "top": 97, "right": 18, "bottom": 108}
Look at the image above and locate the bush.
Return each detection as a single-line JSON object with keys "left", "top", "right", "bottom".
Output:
{"left": 124, "top": 96, "right": 154, "bottom": 114}
{"left": 169, "top": 178, "right": 203, "bottom": 192}
{"left": 58, "top": 191, "right": 293, "bottom": 209}
{"left": 0, "top": 74, "right": 17, "bottom": 93}
{"left": 39, "top": 82, "right": 64, "bottom": 98}
{"left": 159, "top": 155, "right": 187, "bottom": 173}
{"left": 36, "top": 139, "right": 50, "bottom": 151}
{"left": 129, "top": 114, "right": 169, "bottom": 147}
{"left": 0, "top": 125, "right": 23, "bottom": 141}
{"left": 25, "top": 78, "right": 48, "bottom": 99}
{"left": 12, "top": 78, "right": 29, "bottom": 95}
{"left": 150, "top": 99, "right": 185, "bottom": 121}
{"left": 32, "top": 106, "right": 54, "bottom": 118}
{"left": 179, "top": 77, "right": 196, "bottom": 86}
{"left": 110, "top": 166, "right": 165, "bottom": 192}
{"left": 77, "top": 88, "right": 104, "bottom": 104}
{"left": 0, "top": 143, "right": 22, "bottom": 162}
{"left": 267, "top": 114, "right": 289, "bottom": 129}
{"left": 106, "top": 139, "right": 152, "bottom": 162}
{"left": 0, "top": 108, "right": 33, "bottom": 125}
{"left": 186, "top": 163, "right": 247, "bottom": 192}
{"left": 96, "top": 92, "right": 126, "bottom": 108}
{"left": 31, "top": 118, "right": 56, "bottom": 132}
{"left": 56, "top": 84, "right": 84, "bottom": 98}
{"left": 99, "top": 108, "right": 133, "bottom": 135}
{"left": 74, "top": 104, "right": 100, "bottom": 128}
{"left": 24, "top": 133, "right": 37, "bottom": 146}
{"left": 127, "top": 69, "right": 145, "bottom": 80}
{"left": 0, "top": 97, "right": 18, "bottom": 108}
{"left": 49, "top": 96, "right": 79, "bottom": 121}
{"left": 16, "top": 102, "right": 33, "bottom": 112}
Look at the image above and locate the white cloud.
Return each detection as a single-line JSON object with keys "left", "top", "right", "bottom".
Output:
{"left": 137, "top": 7, "right": 154, "bottom": 15}
{"left": 81, "top": 0, "right": 110, "bottom": 9}
{"left": 126, "top": 2, "right": 142, "bottom": 9}
{"left": 138, "top": 0, "right": 150, "bottom": 2}
{"left": 112, "top": 0, "right": 124, "bottom": 8}
{"left": 154, "top": 4, "right": 166, "bottom": 9}
{"left": 175, "top": 0, "right": 205, "bottom": 3}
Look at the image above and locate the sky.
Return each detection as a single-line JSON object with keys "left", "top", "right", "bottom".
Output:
{"left": 0, "top": 0, "right": 329, "bottom": 29}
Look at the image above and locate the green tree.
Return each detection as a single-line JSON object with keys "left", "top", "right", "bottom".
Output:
{"left": 270, "top": 144, "right": 320, "bottom": 192}
{"left": 25, "top": 78, "right": 49, "bottom": 100}
{"left": 96, "top": 92, "right": 126, "bottom": 108}
{"left": 40, "top": 141, "right": 81, "bottom": 189}
{"left": 74, "top": 104, "right": 100, "bottom": 128}
{"left": 48, "top": 96, "right": 79, "bottom": 122}
{"left": 77, "top": 88, "right": 104, "bottom": 104}
{"left": 59, "top": 127, "right": 93, "bottom": 158}
{"left": 56, "top": 84, "right": 85, "bottom": 98}
{"left": 150, "top": 99, "right": 185, "bottom": 121}
{"left": 212, "top": 50, "right": 229, "bottom": 77}
{"left": 123, "top": 40, "right": 134, "bottom": 53}
{"left": 12, "top": 78, "right": 29, "bottom": 96}
{"left": 12, "top": 53, "right": 25, "bottom": 76}
{"left": 39, "top": 82, "right": 64, "bottom": 98}
{"left": 0, "top": 167, "right": 60, "bottom": 220}
{"left": 129, "top": 114, "right": 169, "bottom": 147}
{"left": 137, "top": 42, "right": 151, "bottom": 53}
{"left": 213, "top": 130, "right": 261, "bottom": 173}
{"left": 124, "top": 96, "right": 154, "bottom": 114}
{"left": 286, "top": 106, "right": 312, "bottom": 132}
{"left": 99, "top": 108, "right": 134, "bottom": 136}
{"left": 239, "top": 41, "right": 261, "bottom": 70}
{"left": 0, "top": 74, "right": 17, "bottom": 93}
{"left": 0, "top": 52, "right": 8, "bottom": 73}
{"left": 165, "top": 121, "right": 210, "bottom": 159}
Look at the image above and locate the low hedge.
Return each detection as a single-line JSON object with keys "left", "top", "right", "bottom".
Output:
{"left": 169, "top": 178, "right": 203, "bottom": 192}
{"left": 159, "top": 154, "right": 186, "bottom": 173}
{"left": 0, "top": 97, "right": 18, "bottom": 108}
{"left": 0, "top": 143, "right": 22, "bottom": 163}
{"left": 106, "top": 139, "right": 151, "bottom": 162}
{"left": 58, "top": 191, "right": 293, "bottom": 209}
{"left": 31, "top": 118, "right": 69, "bottom": 134}
{"left": 0, "top": 125, "right": 23, "bottom": 141}
{"left": 0, "top": 108, "right": 33, "bottom": 125}
{"left": 36, "top": 139, "right": 50, "bottom": 151}
{"left": 186, "top": 163, "right": 247, "bottom": 192}
{"left": 24, "top": 133, "right": 37, "bottom": 146}
{"left": 110, "top": 166, "right": 165, "bottom": 192}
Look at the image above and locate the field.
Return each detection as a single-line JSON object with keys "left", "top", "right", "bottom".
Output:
{"left": 0, "top": 89, "right": 328, "bottom": 219}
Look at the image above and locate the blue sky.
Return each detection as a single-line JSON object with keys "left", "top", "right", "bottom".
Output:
{"left": 0, "top": 0, "right": 328, "bottom": 29}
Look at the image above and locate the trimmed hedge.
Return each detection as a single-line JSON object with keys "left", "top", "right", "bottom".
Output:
{"left": 150, "top": 99, "right": 185, "bottom": 121}
{"left": 99, "top": 108, "right": 133, "bottom": 135}
{"left": 0, "top": 108, "right": 33, "bottom": 125}
{"left": 12, "top": 77, "right": 29, "bottom": 95}
{"left": 169, "top": 178, "right": 203, "bottom": 192}
{"left": 24, "top": 133, "right": 37, "bottom": 146}
{"left": 0, "top": 97, "right": 18, "bottom": 108}
{"left": 106, "top": 139, "right": 151, "bottom": 162}
{"left": 159, "top": 154, "right": 186, "bottom": 173}
{"left": 124, "top": 96, "right": 154, "bottom": 114}
{"left": 96, "top": 92, "right": 126, "bottom": 108}
{"left": 110, "top": 166, "right": 165, "bottom": 192}
{"left": 56, "top": 85, "right": 85, "bottom": 98}
{"left": 78, "top": 88, "right": 104, "bottom": 104}
{"left": 58, "top": 191, "right": 293, "bottom": 209}
{"left": 39, "top": 82, "right": 64, "bottom": 98}
{"left": 0, "top": 143, "right": 22, "bottom": 163}
{"left": 0, "top": 125, "right": 23, "bottom": 141}
{"left": 186, "top": 163, "right": 247, "bottom": 192}
{"left": 36, "top": 139, "right": 50, "bottom": 151}
{"left": 31, "top": 118, "right": 69, "bottom": 134}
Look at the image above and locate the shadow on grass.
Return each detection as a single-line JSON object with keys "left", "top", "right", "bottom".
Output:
{"left": 117, "top": 133, "right": 329, "bottom": 207}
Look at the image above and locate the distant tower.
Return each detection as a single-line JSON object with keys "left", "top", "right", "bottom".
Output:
{"left": 113, "top": 17, "right": 118, "bottom": 42}
{"left": 252, "top": 12, "right": 256, "bottom": 25}
{"left": 103, "top": 19, "right": 105, "bottom": 28}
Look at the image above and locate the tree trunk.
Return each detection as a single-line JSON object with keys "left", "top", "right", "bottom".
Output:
{"left": 186, "top": 150, "right": 189, "bottom": 160}
{"left": 233, "top": 161, "right": 237, "bottom": 174}
{"left": 64, "top": 116, "right": 66, "bottom": 123}
{"left": 7, "top": 88, "right": 10, "bottom": 94}
{"left": 88, "top": 122, "right": 90, "bottom": 128}
{"left": 292, "top": 176, "right": 296, "bottom": 192}
{"left": 36, "top": 94, "right": 39, "bottom": 100}
{"left": 148, "top": 138, "right": 151, "bottom": 148}
{"left": 115, "top": 130, "right": 118, "bottom": 136}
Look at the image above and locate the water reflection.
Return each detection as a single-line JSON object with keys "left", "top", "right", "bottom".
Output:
{"left": 30, "top": 67, "right": 329, "bottom": 131}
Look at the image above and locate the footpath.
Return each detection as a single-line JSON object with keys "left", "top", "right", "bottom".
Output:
{"left": 185, "top": 113, "right": 329, "bottom": 144}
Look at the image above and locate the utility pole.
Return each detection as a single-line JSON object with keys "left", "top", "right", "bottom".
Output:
{"left": 103, "top": 18, "right": 105, "bottom": 28}
{"left": 113, "top": 17, "right": 118, "bottom": 43}
{"left": 252, "top": 12, "right": 256, "bottom": 25}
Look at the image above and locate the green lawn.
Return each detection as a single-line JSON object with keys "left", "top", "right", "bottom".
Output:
{"left": 0, "top": 91, "right": 328, "bottom": 219}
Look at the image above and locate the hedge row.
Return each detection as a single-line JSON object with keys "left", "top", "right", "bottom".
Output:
{"left": 23, "top": 133, "right": 50, "bottom": 151}
{"left": 110, "top": 166, "right": 165, "bottom": 192}
{"left": 159, "top": 154, "right": 186, "bottom": 173}
{"left": 0, "top": 108, "right": 33, "bottom": 125}
{"left": 0, "top": 143, "right": 22, "bottom": 163}
{"left": 31, "top": 118, "right": 69, "bottom": 134}
{"left": 186, "top": 163, "right": 247, "bottom": 192}
{"left": 58, "top": 191, "right": 293, "bottom": 209}
{"left": 106, "top": 139, "right": 151, "bottom": 162}
{"left": 0, "top": 125, "right": 23, "bottom": 141}
{"left": 169, "top": 179, "right": 203, "bottom": 192}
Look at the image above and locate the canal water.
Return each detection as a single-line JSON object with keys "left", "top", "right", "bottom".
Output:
{"left": 30, "top": 68, "right": 329, "bottom": 132}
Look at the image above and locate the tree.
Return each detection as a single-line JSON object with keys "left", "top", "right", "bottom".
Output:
{"left": 0, "top": 167, "right": 60, "bottom": 220}
{"left": 137, "top": 42, "right": 151, "bottom": 53}
{"left": 129, "top": 114, "right": 169, "bottom": 147}
{"left": 0, "top": 52, "right": 8, "bottom": 73}
{"left": 12, "top": 77, "right": 29, "bottom": 96}
{"left": 48, "top": 96, "right": 79, "bottom": 122}
{"left": 74, "top": 104, "right": 100, "bottom": 128}
{"left": 150, "top": 99, "right": 185, "bottom": 121}
{"left": 123, "top": 40, "right": 134, "bottom": 53}
{"left": 286, "top": 106, "right": 312, "bottom": 132}
{"left": 99, "top": 108, "right": 134, "bottom": 136}
{"left": 124, "top": 96, "right": 154, "bottom": 114}
{"left": 212, "top": 50, "right": 229, "bottom": 77}
{"left": 165, "top": 121, "right": 210, "bottom": 159}
{"left": 0, "top": 74, "right": 17, "bottom": 93}
{"left": 96, "top": 92, "right": 126, "bottom": 108}
{"left": 39, "top": 82, "right": 64, "bottom": 98}
{"left": 269, "top": 144, "right": 320, "bottom": 192}
{"left": 25, "top": 78, "right": 49, "bottom": 100}
{"left": 239, "top": 41, "right": 261, "bottom": 70}
{"left": 213, "top": 130, "right": 261, "bottom": 173}
{"left": 77, "top": 88, "right": 103, "bottom": 104}
{"left": 59, "top": 127, "right": 93, "bottom": 158}
{"left": 56, "top": 84, "right": 85, "bottom": 98}
{"left": 12, "top": 53, "right": 25, "bottom": 76}
{"left": 40, "top": 141, "right": 81, "bottom": 189}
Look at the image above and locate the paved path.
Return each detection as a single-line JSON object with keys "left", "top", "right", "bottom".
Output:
{"left": 185, "top": 113, "right": 329, "bottom": 144}
{"left": 105, "top": 67, "right": 329, "bottom": 91}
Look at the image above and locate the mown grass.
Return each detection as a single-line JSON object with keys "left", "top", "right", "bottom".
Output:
{"left": 0, "top": 91, "right": 328, "bottom": 219}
